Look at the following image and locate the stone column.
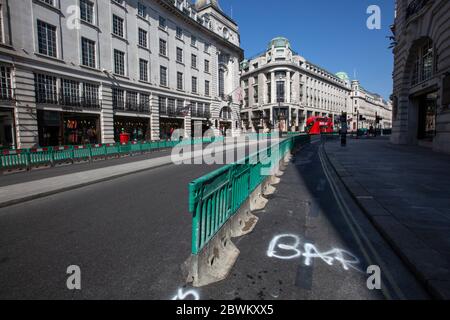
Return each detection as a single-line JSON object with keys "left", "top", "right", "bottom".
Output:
{"left": 150, "top": 93, "right": 160, "bottom": 141}
{"left": 99, "top": 85, "right": 115, "bottom": 144}
{"left": 286, "top": 71, "right": 291, "bottom": 103}
{"left": 271, "top": 72, "right": 276, "bottom": 104}
{"left": 13, "top": 66, "right": 39, "bottom": 148}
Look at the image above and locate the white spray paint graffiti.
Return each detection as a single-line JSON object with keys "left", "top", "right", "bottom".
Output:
{"left": 267, "top": 234, "right": 361, "bottom": 272}
{"left": 172, "top": 288, "right": 200, "bottom": 301}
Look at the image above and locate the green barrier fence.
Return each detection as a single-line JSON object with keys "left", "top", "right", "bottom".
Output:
{"left": 188, "top": 134, "right": 311, "bottom": 255}
{"left": 0, "top": 137, "right": 229, "bottom": 172}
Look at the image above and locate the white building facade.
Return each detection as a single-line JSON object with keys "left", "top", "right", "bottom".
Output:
{"left": 350, "top": 80, "right": 393, "bottom": 131}
{"left": 0, "top": 0, "right": 243, "bottom": 149}
{"left": 391, "top": 0, "right": 450, "bottom": 153}
{"left": 239, "top": 37, "right": 352, "bottom": 133}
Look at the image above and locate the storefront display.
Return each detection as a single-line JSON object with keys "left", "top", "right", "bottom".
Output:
{"left": 114, "top": 116, "right": 150, "bottom": 142}
{"left": 38, "top": 110, "right": 100, "bottom": 146}
{"left": 160, "top": 118, "right": 184, "bottom": 140}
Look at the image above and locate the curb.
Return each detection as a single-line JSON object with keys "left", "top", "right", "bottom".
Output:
{"left": 322, "top": 141, "right": 450, "bottom": 300}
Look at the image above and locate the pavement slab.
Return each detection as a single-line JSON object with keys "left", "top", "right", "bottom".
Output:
{"left": 324, "top": 137, "right": 450, "bottom": 299}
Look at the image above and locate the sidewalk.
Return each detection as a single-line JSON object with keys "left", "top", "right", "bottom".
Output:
{"left": 324, "top": 137, "right": 450, "bottom": 299}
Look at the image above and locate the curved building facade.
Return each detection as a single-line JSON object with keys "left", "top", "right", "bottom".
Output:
{"left": 239, "top": 38, "right": 352, "bottom": 133}
{"left": 391, "top": 0, "right": 450, "bottom": 153}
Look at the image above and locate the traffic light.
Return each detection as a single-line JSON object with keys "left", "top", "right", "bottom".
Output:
{"left": 376, "top": 116, "right": 382, "bottom": 124}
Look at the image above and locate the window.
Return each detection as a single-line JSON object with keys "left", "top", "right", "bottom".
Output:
{"left": 159, "top": 96, "right": 167, "bottom": 114}
{"left": 61, "top": 79, "right": 80, "bottom": 106}
{"left": 80, "top": 0, "right": 94, "bottom": 24}
{"left": 37, "top": 20, "right": 57, "bottom": 57}
{"left": 219, "top": 69, "right": 225, "bottom": 98}
{"left": 34, "top": 73, "right": 57, "bottom": 104}
{"left": 139, "top": 59, "right": 148, "bottom": 82}
{"left": 140, "top": 93, "right": 150, "bottom": 111}
{"left": 421, "top": 41, "right": 434, "bottom": 82}
{"left": 176, "top": 47, "right": 183, "bottom": 63}
{"left": 204, "top": 60, "right": 210, "bottom": 73}
{"left": 192, "top": 77, "right": 198, "bottom": 94}
{"left": 81, "top": 37, "right": 96, "bottom": 68}
{"left": 137, "top": 2, "right": 146, "bottom": 18}
{"left": 159, "top": 16, "right": 166, "bottom": 29}
{"left": 204, "top": 43, "right": 210, "bottom": 53}
{"left": 159, "top": 39, "right": 167, "bottom": 56}
{"left": 0, "top": 66, "right": 12, "bottom": 100}
{"left": 191, "top": 54, "right": 197, "bottom": 69}
{"left": 160, "top": 66, "right": 167, "bottom": 86}
{"left": 138, "top": 28, "right": 148, "bottom": 48}
{"left": 112, "top": 15, "right": 124, "bottom": 38}
{"left": 113, "top": 49, "right": 125, "bottom": 75}
{"left": 112, "top": 88, "right": 124, "bottom": 110}
{"left": 276, "top": 81, "right": 285, "bottom": 102}
{"left": 205, "top": 80, "right": 210, "bottom": 96}
{"left": 126, "top": 91, "right": 138, "bottom": 111}
{"left": 191, "top": 35, "right": 197, "bottom": 47}
{"left": 253, "top": 85, "right": 259, "bottom": 103}
{"left": 177, "top": 72, "right": 183, "bottom": 90}
{"left": 82, "top": 83, "right": 99, "bottom": 108}
{"left": 176, "top": 27, "right": 183, "bottom": 39}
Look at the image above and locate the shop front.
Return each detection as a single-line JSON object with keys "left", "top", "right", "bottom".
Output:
{"left": 191, "top": 120, "right": 211, "bottom": 137}
{"left": 160, "top": 117, "right": 184, "bottom": 140}
{"left": 417, "top": 91, "right": 437, "bottom": 142}
{"left": 219, "top": 121, "right": 232, "bottom": 136}
{"left": 37, "top": 110, "right": 100, "bottom": 147}
{"left": 0, "top": 108, "right": 15, "bottom": 149}
{"left": 114, "top": 116, "right": 150, "bottom": 142}
{"left": 274, "top": 107, "right": 289, "bottom": 133}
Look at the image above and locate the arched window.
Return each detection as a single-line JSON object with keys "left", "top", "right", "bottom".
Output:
{"left": 220, "top": 107, "right": 232, "bottom": 120}
{"left": 411, "top": 39, "right": 434, "bottom": 85}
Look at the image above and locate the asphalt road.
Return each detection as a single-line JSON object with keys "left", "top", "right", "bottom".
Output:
{"left": 199, "top": 138, "right": 429, "bottom": 300}
{"left": 0, "top": 138, "right": 429, "bottom": 299}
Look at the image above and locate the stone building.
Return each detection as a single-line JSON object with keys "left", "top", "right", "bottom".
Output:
{"left": 351, "top": 80, "right": 393, "bottom": 131}
{"left": 239, "top": 37, "right": 392, "bottom": 133}
{"left": 0, "top": 0, "right": 243, "bottom": 149}
{"left": 239, "top": 37, "right": 352, "bottom": 133}
{"left": 391, "top": 0, "right": 450, "bottom": 153}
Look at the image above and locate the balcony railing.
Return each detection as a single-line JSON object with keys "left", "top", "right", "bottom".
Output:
{"left": 191, "top": 109, "right": 211, "bottom": 118}
{"left": 406, "top": 0, "right": 430, "bottom": 20}
{"left": 160, "top": 106, "right": 187, "bottom": 117}
{"left": 60, "top": 94, "right": 101, "bottom": 110}
{"left": 35, "top": 90, "right": 58, "bottom": 104}
{"left": 35, "top": 90, "right": 102, "bottom": 109}
{"left": 114, "top": 101, "right": 150, "bottom": 114}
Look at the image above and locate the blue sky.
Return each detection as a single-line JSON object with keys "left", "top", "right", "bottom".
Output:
{"left": 218, "top": 0, "right": 395, "bottom": 100}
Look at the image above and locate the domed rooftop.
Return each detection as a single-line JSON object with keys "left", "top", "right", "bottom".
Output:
{"left": 195, "top": 0, "right": 222, "bottom": 11}
{"left": 268, "top": 37, "right": 291, "bottom": 50}
{"left": 335, "top": 72, "right": 350, "bottom": 81}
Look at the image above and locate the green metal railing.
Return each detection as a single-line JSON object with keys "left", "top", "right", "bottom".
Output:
{"left": 188, "top": 134, "right": 311, "bottom": 255}
{"left": 0, "top": 137, "right": 226, "bottom": 172}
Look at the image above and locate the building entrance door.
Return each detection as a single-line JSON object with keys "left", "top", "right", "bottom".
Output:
{"left": 417, "top": 91, "right": 437, "bottom": 141}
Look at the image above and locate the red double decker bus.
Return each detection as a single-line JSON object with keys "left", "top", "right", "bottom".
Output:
{"left": 306, "top": 116, "right": 334, "bottom": 135}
